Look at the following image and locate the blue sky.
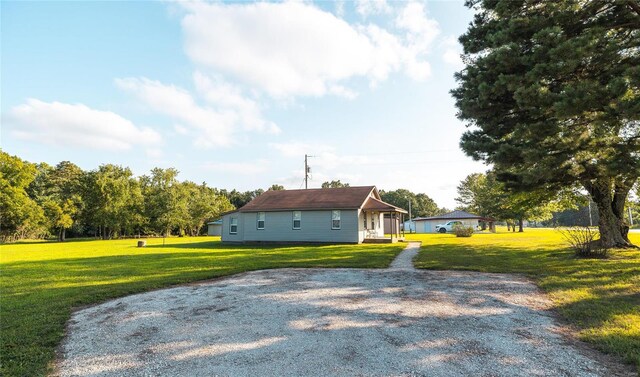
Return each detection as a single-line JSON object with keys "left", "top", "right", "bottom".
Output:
{"left": 2, "top": 0, "right": 487, "bottom": 208}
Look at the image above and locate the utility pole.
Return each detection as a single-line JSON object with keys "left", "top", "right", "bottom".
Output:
{"left": 304, "top": 154, "right": 313, "bottom": 189}
{"left": 305, "top": 154, "right": 308, "bottom": 189}
{"left": 404, "top": 196, "right": 412, "bottom": 233}
{"left": 408, "top": 199, "right": 412, "bottom": 233}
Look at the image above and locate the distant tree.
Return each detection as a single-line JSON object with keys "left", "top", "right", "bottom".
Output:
{"left": 84, "top": 164, "right": 142, "bottom": 239}
{"left": 184, "top": 182, "right": 234, "bottom": 236}
{"left": 455, "top": 173, "right": 495, "bottom": 216}
{"left": 0, "top": 151, "right": 45, "bottom": 241}
{"left": 453, "top": 0, "right": 639, "bottom": 246}
{"left": 26, "top": 163, "right": 54, "bottom": 204}
{"left": 140, "top": 168, "right": 189, "bottom": 237}
{"left": 220, "top": 189, "right": 264, "bottom": 209}
{"left": 456, "top": 172, "right": 570, "bottom": 232}
{"left": 379, "top": 189, "right": 441, "bottom": 218}
{"left": 29, "top": 161, "right": 85, "bottom": 241}
{"left": 321, "top": 180, "right": 350, "bottom": 188}
{"left": 41, "top": 199, "right": 75, "bottom": 240}
{"left": 629, "top": 183, "right": 640, "bottom": 227}
{"left": 544, "top": 199, "right": 599, "bottom": 228}
{"left": 268, "top": 184, "right": 285, "bottom": 191}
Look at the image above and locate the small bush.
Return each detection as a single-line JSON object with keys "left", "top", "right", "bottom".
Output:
{"left": 556, "top": 226, "right": 608, "bottom": 258}
{"left": 453, "top": 224, "right": 474, "bottom": 237}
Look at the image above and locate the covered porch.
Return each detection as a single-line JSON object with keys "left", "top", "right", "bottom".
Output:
{"left": 360, "top": 197, "right": 408, "bottom": 243}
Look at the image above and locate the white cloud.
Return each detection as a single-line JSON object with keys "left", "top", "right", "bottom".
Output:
{"left": 441, "top": 36, "right": 464, "bottom": 69}
{"left": 193, "top": 72, "right": 280, "bottom": 134}
{"left": 355, "top": 0, "right": 391, "bottom": 17}
{"left": 116, "top": 77, "right": 236, "bottom": 148}
{"left": 395, "top": 1, "right": 440, "bottom": 80}
{"left": 396, "top": 2, "right": 437, "bottom": 38}
{"left": 5, "top": 99, "right": 161, "bottom": 150}
{"left": 179, "top": 1, "right": 439, "bottom": 98}
{"left": 174, "top": 124, "right": 189, "bottom": 135}
{"left": 116, "top": 75, "right": 279, "bottom": 148}
{"left": 334, "top": 0, "right": 345, "bottom": 18}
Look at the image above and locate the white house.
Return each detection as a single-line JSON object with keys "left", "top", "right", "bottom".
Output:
{"left": 221, "top": 186, "right": 407, "bottom": 244}
{"left": 413, "top": 210, "right": 495, "bottom": 233}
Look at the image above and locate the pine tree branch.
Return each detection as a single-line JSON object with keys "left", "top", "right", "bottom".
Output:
{"left": 626, "top": 0, "right": 640, "bottom": 16}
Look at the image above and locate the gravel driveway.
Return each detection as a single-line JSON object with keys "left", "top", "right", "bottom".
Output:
{"left": 57, "top": 243, "right": 624, "bottom": 376}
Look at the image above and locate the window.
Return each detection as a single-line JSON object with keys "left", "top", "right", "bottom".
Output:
{"left": 230, "top": 218, "right": 238, "bottom": 234}
{"left": 371, "top": 213, "right": 375, "bottom": 229}
{"left": 257, "top": 212, "right": 265, "bottom": 229}
{"left": 363, "top": 212, "right": 367, "bottom": 229}
{"left": 332, "top": 210, "right": 341, "bottom": 229}
{"left": 293, "top": 211, "right": 301, "bottom": 229}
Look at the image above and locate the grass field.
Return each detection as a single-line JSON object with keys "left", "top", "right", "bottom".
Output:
{"left": 407, "top": 228, "right": 640, "bottom": 370}
{"left": 0, "top": 237, "right": 405, "bottom": 376}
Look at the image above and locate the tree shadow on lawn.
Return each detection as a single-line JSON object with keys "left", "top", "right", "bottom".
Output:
{"left": 3, "top": 249, "right": 399, "bottom": 296}
{"left": 4, "top": 237, "right": 102, "bottom": 246}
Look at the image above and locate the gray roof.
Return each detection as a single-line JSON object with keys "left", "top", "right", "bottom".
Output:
{"left": 413, "top": 210, "right": 493, "bottom": 221}
{"left": 207, "top": 219, "right": 223, "bottom": 225}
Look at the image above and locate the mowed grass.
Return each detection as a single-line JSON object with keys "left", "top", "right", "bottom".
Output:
{"left": 408, "top": 228, "right": 640, "bottom": 370}
{"left": 0, "top": 237, "right": 405, "bottom": 376}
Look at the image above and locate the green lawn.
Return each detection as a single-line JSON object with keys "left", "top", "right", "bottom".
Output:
{"left": 0, "top": 237, "right": 405, "bottom": 376}
{"left": 408, "top": 228, "right": 640, "bottom": 370}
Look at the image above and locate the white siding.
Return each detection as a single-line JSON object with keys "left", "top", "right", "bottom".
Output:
{"left": 207, "top": 224, "right": 222, "bottom": 236}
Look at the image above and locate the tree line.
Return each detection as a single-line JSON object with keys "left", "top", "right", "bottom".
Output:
{"left": 1, "top": 151, "right": 235, "bottom": 242}
{"left": 1, "top": 152, "right": 452, "bottom": 242}
{"left": 455, "top": 171, "right": 578, "bottom": 231}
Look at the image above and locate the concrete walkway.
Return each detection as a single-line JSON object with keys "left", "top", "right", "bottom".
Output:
{"left": 388, "top": 241, "right": 420, "bottom": 270}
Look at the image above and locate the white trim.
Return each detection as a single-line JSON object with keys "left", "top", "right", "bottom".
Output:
{"left": 292, "top": 210, "right": 301, "bottom": 230}
{"left": 332, "top": 210, "right": 341, "bottom": 230}
{"left": 257, "top": 212, "right": 265, "bottom": 230}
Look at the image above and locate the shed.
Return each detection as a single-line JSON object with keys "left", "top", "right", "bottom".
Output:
{"left": 413, "top": 210, "right": 495, "bottom": 233}
{"left": 207, "top": 219, "right": 223, "bottom": 236}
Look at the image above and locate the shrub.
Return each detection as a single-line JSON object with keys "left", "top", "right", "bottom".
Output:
{"left": 556, "top": 226, "right": 608, "bottom": 258}
{"left": 453, "top": 224, "right": 474, "bottom": 237}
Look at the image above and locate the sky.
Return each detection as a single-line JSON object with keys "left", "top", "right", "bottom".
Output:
{"left": 1, "top": 0, "right": 487, "bottom": 209}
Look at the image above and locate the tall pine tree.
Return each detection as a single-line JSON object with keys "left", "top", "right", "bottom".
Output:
{"left": 453, "top": 0, "right": 640, "bottom": 247}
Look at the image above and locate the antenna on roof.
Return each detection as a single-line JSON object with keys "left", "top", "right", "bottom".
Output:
{"left": 304, "top": 154, "right": 315, "bottom": 189}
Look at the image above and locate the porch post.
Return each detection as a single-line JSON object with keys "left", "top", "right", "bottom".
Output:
{"left": 389, "top": 212, "right": 393, "bottom": 242}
